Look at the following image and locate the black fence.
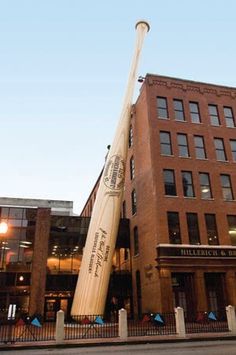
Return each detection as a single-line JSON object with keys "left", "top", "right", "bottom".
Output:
{"left": 185, "top": 310, "right": 229, "bottom": 334}
{"left": 0, "top": 314, "right": 55, "bottom": 343}
{"left": 65, "top": 315, "right": 118, "bottom": 340}
{"left": 128, "top": 313, "right": 176, "bottom": 337}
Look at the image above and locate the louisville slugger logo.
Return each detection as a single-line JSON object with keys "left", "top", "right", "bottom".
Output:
{"left": 103, "top": 155, "right": 125, "bottom": 190}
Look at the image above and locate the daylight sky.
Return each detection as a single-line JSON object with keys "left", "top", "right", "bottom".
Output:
{"left": 1, "top": 0, "right": 236, "bottom": 214}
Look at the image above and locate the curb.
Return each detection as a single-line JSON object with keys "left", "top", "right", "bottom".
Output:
{"left": 1, "top": 333, "right": 236, "bottom": 351}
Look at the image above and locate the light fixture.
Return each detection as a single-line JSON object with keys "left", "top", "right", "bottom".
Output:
{"left": 0, "top": 222, "right": 8, "bottom": 234}
{"left": 19, "top": 275, "right": 24, "bottom": 282}
{"left": 138, "top": 76, "right": 145, "bottom": 83}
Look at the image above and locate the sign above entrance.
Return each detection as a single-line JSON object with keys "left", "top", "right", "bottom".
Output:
{"left": 157, "top": 245, "right": 236, "bottom": 258}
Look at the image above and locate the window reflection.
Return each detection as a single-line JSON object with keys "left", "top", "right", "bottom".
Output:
{"left": 0, "top": 207, "right": 35, "bottom": 270}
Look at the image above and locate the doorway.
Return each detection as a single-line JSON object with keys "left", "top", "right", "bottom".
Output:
{"left": 172, "top": 273, "right": 194, "bottom": 320}
{"left": 204, "top": 273, "right": 226, "bottom": 319}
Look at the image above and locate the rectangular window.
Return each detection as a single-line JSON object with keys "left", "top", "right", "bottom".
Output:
{"left": 130, "top": 156, "right": 135, "bottom": 180}
{"left": 205, "top": 214, "right": 219, "bottom": 245}
{"left": 133, "top": 226, "right": 139, "bottom": 255}
{"left": 174, "top": 99, "right": 185, "bottom": 121}
{"left": 157, "top": 97, "right": 168, "bottom": 119}
{"left": 224, "top": 107, "right": 235, "bottom": 128}
{"left": 189, "top": 102, "right": 201, "bottom": 123}
{"left": 186, "top": 213, "right": 201, "bottom": 244}
{"left": 181, "top": 171, "right": 195, "bottom": 197}
{"left": 220, "top": 174, "right": 234, "bottom": 200}
{"left": 230, "top": 140, "right": 236, "bottom": 161}
{"left": 160, "top": 131, "right": 172, "bottom": 155}
{"left": 177, "top": 133, "right": 189, "bottom": 157}
{"left": 163, "top": 170, "right": 177, "bottom": 196}
{"left": 199, "top": 173, "right": 212, "bottom": 199}
{"left": 167, "top": 212, "right": 181, "bottom": 244}
{"left": 227, "top": 215, "right": 236, "bottom": 246}
{"left": 208, "top": 105, "right": 220, "bottom": 126}
{"left": 194, "top": 135, "right": 206, "bottom": 159}
{"left": 128, "top": 126, "right": 133, "bottom": 148}
{"left": 214, "top": 138, "right": 227, "bottom": 161}
{"left": 131, "top": 189, "right": 137, "bottom": 215}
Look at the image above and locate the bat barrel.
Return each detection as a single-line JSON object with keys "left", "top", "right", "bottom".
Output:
{"left": 71, "top": 20, "right": 150, "bottom": 317}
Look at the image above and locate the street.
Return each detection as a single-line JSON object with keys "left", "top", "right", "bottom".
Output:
{"left": 1, "top": 340, "right": 236, "bottom": 355}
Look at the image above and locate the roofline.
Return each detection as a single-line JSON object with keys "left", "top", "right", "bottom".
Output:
{"left": 145, "top": 73, "right": 236, "bottom": 91}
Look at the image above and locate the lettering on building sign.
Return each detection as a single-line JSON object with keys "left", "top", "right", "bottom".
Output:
{"left": 103, "top": 155, "right": 125, "bottom": 190}
{"left": 88, "top": 228, "right": 110, "bottom": 277}
{"left": 158, "top": 246, "right": 236, "bottom": 258}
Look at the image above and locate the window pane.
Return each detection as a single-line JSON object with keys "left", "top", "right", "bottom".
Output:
{"left": 157, "top": 97, "right": 168, "bottom": 118}
{"left": 214, "top": 138, "right": 226, "bottom": 161}
{"left": 194, "top": 136, "right": 206, "bottom": 159}
{"left": 190, "top": 102, "right": 201, "bottom": 123}
{"left": 182, "top": 171, "right": 195, "bottom": 197}
{"left": 208, "top": 105, "right": 220, "bottom": 126}
{"left": 177, "top": 134, "right": 189, "bottom": 157}
{"left": 160, "top": 131, "right": 172, "bottom": 155}
{"left": 228, "top": 215, "right": 236, "bottom": 245}
{"left": 224, "top": 107, "right": 235, "bottom": 128}
{"left": 199, "top": 172, "right": 212, "bottom": 199}
{"left": 129, "top": 126, "right": 133, "bottom": 147}
{"left": 221, "top": 175, "right": 234, "bottom": 200}
{"left": 167, "top": 212, "right": 181, "bottom": 244}
{"left": 187, "top": 213, "right": 201, "bottom": 244}
{"left": 230, "top": 140, "right": 236, "bottom": 161}
{"left": 163, "top": 170, "right": 177, "bottom": 196}
{"left": 131, "top": 190, "right": 137, "bottom": 215}
{"left": 130, "top": 157, "right": 135, "bottom": 180}
{"left": 205, "top": 214, "right": 219, "bottom": 245}
{"left": 174, "top": 99, "right": 185, "bottom": 121}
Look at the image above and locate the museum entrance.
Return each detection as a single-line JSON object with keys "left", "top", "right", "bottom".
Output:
{"left": 44, "top": 296, "right": 70, "bottom": 321}
{"left": 172, "top": 273, "right": 194, "bottom": 320}
{"left": 204, "top": 273, "right": 227, "bottom": 319}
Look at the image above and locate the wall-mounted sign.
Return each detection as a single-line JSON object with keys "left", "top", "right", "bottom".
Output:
{"left": 157, "top": 245, "right": 236, "bottom": 259}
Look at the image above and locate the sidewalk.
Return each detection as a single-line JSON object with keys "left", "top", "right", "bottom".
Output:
{"left": 1, "top": 332, "right": 236, "bottom": 351}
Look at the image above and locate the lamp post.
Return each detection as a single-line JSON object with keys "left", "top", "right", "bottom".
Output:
{"left": 0, "top": 221, "right": 8, "bottom": 270}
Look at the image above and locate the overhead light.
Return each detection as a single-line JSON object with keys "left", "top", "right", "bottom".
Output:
{"left": 21, "top": 241, "right": 32, "bottom": 245}
{"left": 0, "top": 222, "right": 8, "bottom": 234}
{"left": 229, "top": 230, "right": 236, "bottom": 235}
{"left": 202, "top": 188, "right": 209, "bottom": 193}
{"left": 20, "top": 244, "right": 29, "bottom": 248}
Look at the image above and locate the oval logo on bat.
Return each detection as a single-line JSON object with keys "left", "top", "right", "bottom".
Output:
{"left": 103, "top": 155, "right": 125, "bottom": 190}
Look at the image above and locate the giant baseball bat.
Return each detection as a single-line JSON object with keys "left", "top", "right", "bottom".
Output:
{"left": 71, "top": 21, "right": 150, "bottom": 316}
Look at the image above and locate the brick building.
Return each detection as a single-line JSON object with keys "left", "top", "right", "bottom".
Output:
{"left": 0, "top": 198, "right": 130, "bottom": 320}
{"left": 82, "top": 74, "right": 236, "bottom": 319}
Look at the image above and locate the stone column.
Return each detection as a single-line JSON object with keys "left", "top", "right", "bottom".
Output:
{"left": 175, "top": 307, "right": 186, "bottom": 337}
{"left": 119, "top": 308, "right": 128, "bottom": 339}
{"left": 29, "top": 208, "right": 51, "bottom": 316}
{"left": 159, "top": 269, "right": 173, "bottom": 312}
{"left": 225, "top": 271, "right": 236, "bottom": 307}
{"left": 194, "top": 271, "right": 208, "bottom": 312}
{"left": 56, "top": 310, "right": 65, "bottom": 343}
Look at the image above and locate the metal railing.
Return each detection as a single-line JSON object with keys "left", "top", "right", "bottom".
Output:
{"left": 64, "top": 315, "right": 118, "bottom": 340}
{"left": 128, "top": 313, "right": 176, "bottom": 337}
{"left": 185, "top": 310, "right": 229, "bottom": 334}
{"left": 0, "top": 315, "right": 55, "bottom": 343}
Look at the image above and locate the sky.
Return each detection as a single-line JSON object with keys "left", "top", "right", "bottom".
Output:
{"left": 0, "top": 0, "right": 236, "bottom": 214}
